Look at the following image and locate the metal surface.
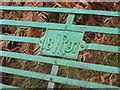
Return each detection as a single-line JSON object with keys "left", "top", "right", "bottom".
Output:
{"left": 40, "top": 30, "right": 85, "bottom": 59}
{"left": 47, "top": 65, "right": 59, "bottom": 89}
{"left": 47, "top": 14, "right": 75, "bottom": 89}
{"left": 1, "top": 66, "right": 120, "bottom": 89}
{"left": 0, "top": 83, "right": 26, "bottom": 90}
{"left": 0, "top": 6, "right": 119, "bottom": 16}
{"left": 1, "top": 50, "right": 120, "bottom": 74}
{"left": 1, "top": 19, "right": 119, "bottom": 34}
{"left": 0, "top": 6, "right": 120, "bottom": 89}
{"left": 1, "top": 35, "right": 119, "bottom": 53}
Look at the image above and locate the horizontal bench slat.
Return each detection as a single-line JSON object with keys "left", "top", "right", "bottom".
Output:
{"left": 0, "top": 35, "right": 120, "bottom": 53}
{"left": 0, "top": 6, "right": 119, "bottom": 17}
{"left": 0, "top": 35, "right": 40, "bottom": 44}
{"left": 1, "top": 66, "right": 120, "bottom": 89}
{"left": 1, "top": 35, "right": 119, "bottom": 53}
{"left": 0, "top": 83, "right": 21, "bottom": 89}
{"left": 1, "top": 19, "right": 119, "bottom": 34}
{"left": 0, "top": 51, "right": 120, "bottom": 74}
{"left": 87, "top": 43, "right": 120, "bottom": 53}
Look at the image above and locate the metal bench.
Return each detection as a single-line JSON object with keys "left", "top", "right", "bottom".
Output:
{"left": 0, "top": 6, "right": 120, "bottom": 89}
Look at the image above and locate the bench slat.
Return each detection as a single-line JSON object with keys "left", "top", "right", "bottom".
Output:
{"left": 87, "top": 43, "right": 120, "bottom": 53}
{"left": 1, "top": 66, "right": 120, "bottom": 89}
{"left": 1, "top": 35, "right": 119, "bottom": 53}
{"left": 0, "top": 6, "right": 119, "bottom": 17}
{"left": 1, "top": 19, "right": 119, "bottom": 34}
{"left": 0, "top": 51, "right": 119, "bottom": 74}
{"left": 0, "top": 83, "right": 24, "bottom": 89}
{"left": 0, "top": 35, "right": 40, "bottom": 44}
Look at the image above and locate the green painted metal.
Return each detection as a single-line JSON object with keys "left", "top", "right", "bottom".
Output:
{"left": 47, "top": 14, "right": 76, "bottom": 89}
{"left": 47, "top": 65, "right": 59, "bottom": 89}
{"left": 1, "top": 19, "right": 120, "bottom": 34}
{"left": 1, "top": 66, "right": 120, "bottom": 89}
{"left": 40, "top": 30, "right": 85, "bottom": 59}
{"left": 66, "top": 14, "right": 75, "bottom": 24}
{"left": 0, "top": 35, "right": 119, "bottom": 53}
{"left": 0, "top": 35, "right": 40, "bottom": 44}
{"left": 1, "top": 6, "right": 120, "bottom": 89}
{"left": 0, "top": 83, "right": 25, "bottom": 90}
{"left": 87, "top": 43, "right": 120, "bottom": 53}
{"left": 1, "top": 51, "right": 120, "bottom": 74}
{"left": 0, "top": 6, "right": 120, "bottom": 17}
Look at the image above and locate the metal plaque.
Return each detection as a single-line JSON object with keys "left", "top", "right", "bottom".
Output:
{"left": 40, "top": 30, "right": 85, "bottom": 59}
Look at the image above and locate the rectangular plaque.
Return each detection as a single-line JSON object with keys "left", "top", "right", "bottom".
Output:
{"left": 40, "top": 30, "right": 84, "bottom": 59}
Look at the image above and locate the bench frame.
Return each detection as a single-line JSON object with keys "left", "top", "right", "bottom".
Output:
{"left": 0, "top": 6, "right": 120, "bottom": 89}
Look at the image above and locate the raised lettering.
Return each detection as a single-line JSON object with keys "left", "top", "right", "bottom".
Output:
{"left": 46, "top": 38, "right": 53, "bottom": 50}
{"left": 65, "top": 41, "right": 74, "bottom": 53}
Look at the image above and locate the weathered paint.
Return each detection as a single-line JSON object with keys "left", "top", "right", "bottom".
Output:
{"left": 1, "top": 66, "right": 120, "bottom": 89}
{"left": 1, "top": 51, "right": 120, "bottom": 74}
{"left": 1, "top": 19, "right": 120, "bottom": 34}
{"left": 0, "top": 6, "right": 119, "bottom": 17}
{"left": 0, "top": 6, "right": 120, "bottom": 89}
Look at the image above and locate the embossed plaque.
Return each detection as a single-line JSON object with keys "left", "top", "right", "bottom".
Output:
{"left": 40, "top": 30, "right": 85, "bottom": 59}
